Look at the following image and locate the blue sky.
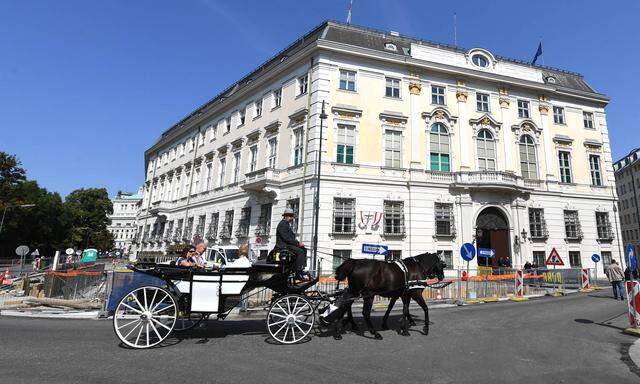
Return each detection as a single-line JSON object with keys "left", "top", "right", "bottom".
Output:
{"left": 1, "top": 0, "right": 638, "bottom": 197}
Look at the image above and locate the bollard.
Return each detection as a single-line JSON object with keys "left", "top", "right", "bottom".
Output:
{"left": 624, "top": 281, "right": 640, "bottom": 336}
{"left": 511, "top": 269, "right": 527, "bottom": 301}
{"left": 580, "top": 268, "right": 592, "bottom": 292}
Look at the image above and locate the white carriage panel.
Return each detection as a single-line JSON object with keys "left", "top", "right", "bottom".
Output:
{"left": 220, "top": 274, "right": 249, "bottom": 295}
{"left": 191, "top": 279, "right": 220, "bottom": 312}
{"left": 172, "top": 280, "right": 191, "bottom": 294}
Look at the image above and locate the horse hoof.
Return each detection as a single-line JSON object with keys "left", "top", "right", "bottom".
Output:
{"left": 373, "top": 333, "right": 383, "bottom": 340}
{"left": 401, "top": 329, "right": 410, "bottom": 336}
{"left": 409, "top": 320, "right": 417, "bottom": 327}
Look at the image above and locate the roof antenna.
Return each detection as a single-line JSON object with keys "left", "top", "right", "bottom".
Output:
{"left": 453, "top": 12, "right": 457, "bottom": 47}
{"left": 346, "top": 0, "right": 353, "bottom": 25}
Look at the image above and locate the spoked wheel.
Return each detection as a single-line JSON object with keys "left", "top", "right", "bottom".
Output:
{"left": 113, "top": 286, "right": 177, "bottom": 349}
{"left": 174, "top": 313, "right": 206, "bottom": 332}
{"left": 266, "top": 294, "right": 315, "bottom": 344}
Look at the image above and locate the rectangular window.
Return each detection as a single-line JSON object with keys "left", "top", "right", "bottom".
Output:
{"left": 553, "top": 106, "right": 565, "bottom": 124}
{"left": 225, "top": 117, "right": 231, "bottom": 133}
{"left": 583, "top": 112, "right": 594, "bottom": 129}
{"left": 602, "top": 251, "right": 612, "bottom": 268}
{"left": 220, "top": 210, "right": 234, "bottom": 239}
{"left": 383, "top": 201, "right": 405, "bottom": 235}
{"left": 440, "top": 250, "right": 453, "bottom": 269}
{"left": 339, "top": 70, "right": 356, "bottom": 91}
{"left": 268, "top": 138, "right": 277, "bottom": 168}
{"left": 336, "top": 124, "right": 355, "bottom": 164}
{"left": 385, "top": 250, "right": 402, "bottom": 262}
{"left": 385, "top": 77, "right": 400, "bottom": 98}
{"left": 558, "top": 151, "right": 572, "bottom": 183}
{"left": 233, "top": 152, "right": 241, "bottom": 183}
{"left": 528, "top": 208, "right": 547, "bottom": 238}
{"left": 256, "top": 204, "right": 272, "bottom": 236}
{"left": 273, "top": 88, "right": 282, "bottom": 108}
{"left": 239, "top": 108, "right": 246, "bottom": 126}
{"left": 589, "top": 154, "right": 602, "bottom": 186}
{"left": 596, "top": 212, "right": 613, "bottom": 240}
{"left": 249, "top": 145, "right": 258, "bottom": 172}
{"left": 435, "top": 203, "right": 454, "bottom": 236}
{"left": 255, "top": 99, "right": 263, "bottom": 117}
{"left": 206, "top": 162, "right": 213, "bottom": 191}
{"left": 287, "top": 198, "right": 300, "bottom": 234}
{"left": 184, "top": 217, "right": 194, "bottom": 240}
{"left": 182, "top": 172, "right": 190, "bottom": 198}
{"left": 564, "top": 210, "right": 582, "bottom": 240}
{"left": 533, "top": 251, "right": 545, "bottom": 267}
{"left": 236, "top": 207, "right": 251, "bottom": 237}
{"left": 298, "top": 74, "right": 308, "bottom": 95}
{"left": 219, "top": 158, "right": 226, "bottom": 187}
{"left": 293, "top": 127, "right": 304, "bottom": 166}
{"left": 333, "top": 198, "right": 356, "bottom": 234}
{"left": 517, "top": 100, "right": 530, "bottom": 119}
{"left": 385, "top": 130, "right": 402, "bottom": 168}
{"left": 195, "top": 215, "right": 206, "bottom": 237}
{"left": 173, "top": 175, "right": 180, "bottom": 200}
{"left": 333, "top": 250, "right": 351, "bottom": 271}
{"left": 476, "top": 92, "right": 489, "bottom": 112}
{"left": 431, "top": 85, "right": 446, "bottom": 105}
{"left": 193, "top": 167, "right": 201, "bottom": 194}
{"left": 206, "top": 213, "right": 219, "bottom": 240}
{"left": 569, "top": 251, "right": 581, "bottom": 268}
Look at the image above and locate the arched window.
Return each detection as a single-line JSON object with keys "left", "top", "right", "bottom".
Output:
{"left": 476, "top": 129, "right": 496, "bottom": 171}
{"left": 519, "top": 135, "right": 538, "bottom": 179}
{"left": 429, "top": 123, "right": 450, "bottom": 172}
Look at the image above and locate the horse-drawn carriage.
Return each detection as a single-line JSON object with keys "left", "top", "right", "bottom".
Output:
{"left": 112, "top": 248, "right": 448, "bottom": 348}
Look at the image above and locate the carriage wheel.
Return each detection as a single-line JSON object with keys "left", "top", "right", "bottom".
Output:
{"left": 173, "top": 313, "right": 206, "bottom": 332}
{"left": 266, "top": 294, "right": 315, "bottom": 344}
{"left": 113, "top": 286, "right": 177, "bottom": 349}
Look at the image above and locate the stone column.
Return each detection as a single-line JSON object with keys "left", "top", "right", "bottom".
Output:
{"left": 409, "top": 79, "right": 423, "bottom": 169}
{"left": 499, "top": 88, "right": 514, "bottom": 172}
{"left": 456, "top": 81, "right": 470, "bottom": 170}
{"left": 538, "top": 95, "right": 556, "bottom": 181}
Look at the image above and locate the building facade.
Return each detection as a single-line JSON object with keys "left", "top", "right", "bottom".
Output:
{"left": 135, "top": 21, "right": 621, "bottom": 275}
{"left": 108, "top": 189, "right": 143, "bottom": 256}
{"left": 614, "top": 149, "right": 640, "bottom": 258}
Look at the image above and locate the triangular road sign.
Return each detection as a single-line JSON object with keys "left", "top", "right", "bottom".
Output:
{"left": 545, "top": 248, "right": 564, "bottom": 266}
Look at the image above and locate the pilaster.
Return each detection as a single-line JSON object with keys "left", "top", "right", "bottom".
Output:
{"left": 456, "top": 80, "right": 471, "bottom": 170}
{"left": 538, "top": 95, "right": 556, "bottom": 181}
{"left": 408, "top": 76, "right": 423, "bottom": 169}
{"left": 499, "top": 88, "right": 514, "bottom": 172}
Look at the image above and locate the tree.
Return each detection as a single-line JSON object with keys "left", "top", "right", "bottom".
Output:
{"left": 0, "top": 152, "right": 26, "bottom": 201}
{"left": 64, "top": 188, "right": 114, "bottom": 251}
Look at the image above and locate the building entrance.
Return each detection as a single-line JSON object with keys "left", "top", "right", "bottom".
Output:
{"left": 475, "top": 207, "right": 511, "bottom": 268}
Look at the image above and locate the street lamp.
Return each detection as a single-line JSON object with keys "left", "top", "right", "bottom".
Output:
{"left": 0, "top": 204, "right": 36, "bottom": 235}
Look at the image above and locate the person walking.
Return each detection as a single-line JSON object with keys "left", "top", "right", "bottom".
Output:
{"left": 605, "top": 260, "right": 625, "bottom": 300}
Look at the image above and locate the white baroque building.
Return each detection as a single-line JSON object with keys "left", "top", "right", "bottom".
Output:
{"left": 135, "top": 21, "right": 621, "bottom": 275}
{"left": 108, "top": 189, "right": 143, "bottom": 255}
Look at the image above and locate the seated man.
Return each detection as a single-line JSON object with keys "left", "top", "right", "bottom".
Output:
{"left": 276, "top": 208, "right": 309, "bottom": 280}
{"left": 226, "top": 243, "right": 252, "bottom": 268}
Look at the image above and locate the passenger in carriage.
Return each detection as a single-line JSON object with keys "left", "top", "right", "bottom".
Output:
{"left": 193, "top": 242, "right": 207, "bottom": 268}
{"left": 176, "top": 247, "right": 197, "bottom": 267}
{"left": 276, "top": 208, "right": 310, "bottom": 280}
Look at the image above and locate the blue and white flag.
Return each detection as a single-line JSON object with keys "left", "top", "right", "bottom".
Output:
{"left": 531, "top": 42, "right": 543, "bottom": 65}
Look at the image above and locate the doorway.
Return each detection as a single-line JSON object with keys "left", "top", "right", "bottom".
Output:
{"left": 475, "top": 207, "right": 511, "bottom": 268}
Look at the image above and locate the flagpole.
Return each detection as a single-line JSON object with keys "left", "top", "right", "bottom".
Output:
{"left": 540, "top": 38, "right": 545, "bottom": 66}
{"left": 346, "top": 0, "right": 353, "bottom": 25}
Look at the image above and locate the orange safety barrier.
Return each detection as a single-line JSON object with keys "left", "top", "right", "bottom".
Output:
{"left": 46, "top": 270, "right": 103, "bottom": 277}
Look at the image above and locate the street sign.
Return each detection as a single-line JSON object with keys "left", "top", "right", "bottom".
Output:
{"left": 65, "top": 248, "right": 74, "bottom": 255}
{"left": 478, "top": 248, "right": 496, "bottom": 258}
{"left": 75, "top": 250, "right": 82, "bottom": 256}
{"left": 31, "top": 249, "right": 39, "bottom": 257}
{"left": 591, "top": 254, "right": 600, "bottom": 263}
{"left": 361, "top": 243, "right": 388, "bottom": 256}
{"left": 15, "top": 245, "right": 29, "bottom": 257}
{"left": 545, "top": 248, "right": 565, "bottom": 266}
{"left": 627, "top": 244, "right": 635, "bottom": 259}
{"left": 460, "top": 243, "right": 475, "bottom": 262}
{"left": 81, "top": 248, "right": 98, "bottom": 263}
{"left": 115, "top": 251, "right": 121, "bottom": 257}
{"left": 627, "top": 244, "right": 637, "bottom": 270}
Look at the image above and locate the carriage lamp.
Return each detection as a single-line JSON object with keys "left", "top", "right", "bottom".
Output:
{"left": 521, "top": 228, "right": 528, "bottom": 241}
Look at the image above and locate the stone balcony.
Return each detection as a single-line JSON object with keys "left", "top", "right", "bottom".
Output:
{"left": 148, "top": 200, "right": 172, "bottom": 215}
{"left": 242, "top": 167, "right": 282, "bottom": 193}
{"left": 448, "top": 171, "right": 538, "bottom": 192}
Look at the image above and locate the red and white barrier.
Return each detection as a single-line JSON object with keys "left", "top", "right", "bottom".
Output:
{"left": 515, "top": 270, "right": 524, "bottom": 297}
{"left": 580, "top": 269, "right": 590, "bottom": 291}
{"left": 625, "top": 281, "right": 640, "bottom": 327}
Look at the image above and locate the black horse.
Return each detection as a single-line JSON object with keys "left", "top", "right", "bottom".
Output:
{"left": 329, "top": 252, "right": 445, "bottom": 339}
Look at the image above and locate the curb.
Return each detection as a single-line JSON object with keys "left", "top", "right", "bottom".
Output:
{"left": 624, "top": 327, "right": 640, "bottom": 337}
{"left": 0, "top": 309, "right": 99, "bottom": 320}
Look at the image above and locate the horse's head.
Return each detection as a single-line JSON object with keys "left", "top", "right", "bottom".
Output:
{"left": 414, "top": 252, "right": 446, "bottom": 281}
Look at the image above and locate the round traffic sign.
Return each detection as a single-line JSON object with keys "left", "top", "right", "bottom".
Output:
{"left": 15, "top": 245, "right": 29, "bottom": 257}
{"left": 460, "top": 243, "right": 476, "bottom": 262}
{"left": 591, "top": 254, "right": 600, "bottom": 263}
{"left": 65, "top": 248, "right": 74, "bottom": 255}
{"left": 115, "top": 251, "right": 121, "bottom": 256}
{"left": 75, "top": 250, "right": 82, "bottom": 256}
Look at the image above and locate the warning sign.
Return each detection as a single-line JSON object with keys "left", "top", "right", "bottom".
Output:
{"left": 545, "top": 248, "right": 564, "bottom": 266}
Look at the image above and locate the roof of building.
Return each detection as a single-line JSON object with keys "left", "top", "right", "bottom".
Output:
{"left": 614, "top": 148, "right": 640, "bottom": 173}
{"left": 114, "top": 189, "right": 143, "bottom": 200}
{"left": 148, "top": 20, "right": 606, "bottom": 156}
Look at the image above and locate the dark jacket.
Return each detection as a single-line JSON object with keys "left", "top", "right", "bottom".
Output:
{"left": 276, "top": 219, "right": 299, "bottom": 249}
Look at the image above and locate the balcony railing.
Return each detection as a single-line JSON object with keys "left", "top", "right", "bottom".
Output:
{"left": 242, "top": 167, "right": 282, "bottom": 192}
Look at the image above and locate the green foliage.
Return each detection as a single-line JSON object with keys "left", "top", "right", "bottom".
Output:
{"left": 63, "top": 188, "right": 114, "bottom": 250}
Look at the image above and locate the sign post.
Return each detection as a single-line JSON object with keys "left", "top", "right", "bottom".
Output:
{"left": 545, "top": 247, "right": 564, "bottom": 296}
{"left": 460, "top": 243, "right": 476, "bottom": 301}
{"left": 626, "top": 244, "right": 638, "bottom": 329}
{"left": 15, "top": 245, "right": 29, "bottom": 276}
{"left": 591, "top": 253, "right": 600, "bottom": 289}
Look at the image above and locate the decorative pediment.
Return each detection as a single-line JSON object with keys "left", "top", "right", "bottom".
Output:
{"left": 512, "top": 119, "right": 542, "bottom": 138}
{"left": 583, "top": 139, "right": 603, "bottom": 153}
{"left": 331, "top": 104, "right": 362, "bottom": 119}
{"left": 246, "top": 129, "right": 261, "bottom": 143}
{"left": 422, "top": 107, "right": 458, "bottom": 125}
{"left": 264, "top": 120, "right": 281, "bottom": 136}
{"left": 217, "top": 144, "right": 229, "bottom": 155}
{"left": 553, "top": 135, "right": 573, "bottom": 147}
{"left": 379, "top": 111, "right": 408, "bottom": 125}
{"left": 231, "top": 138, "right": 244, "bottom": 149}
{"left": 288, "top": 107, "right": 308, "bottom": 123}
{"left": 469, "top": 113, "right": 501, "bottom": 136}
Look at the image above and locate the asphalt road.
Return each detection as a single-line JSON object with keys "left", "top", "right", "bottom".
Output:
{"left": 1, "top": 290, "right": 639, "bottom": 384}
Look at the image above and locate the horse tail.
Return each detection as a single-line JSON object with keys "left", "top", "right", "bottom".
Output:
{"left": 335, "top": 259, "right": 356, "bottom": 282}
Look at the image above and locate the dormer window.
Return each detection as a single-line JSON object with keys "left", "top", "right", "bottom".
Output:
{"left": 546, "top": 76, "right": 557, "bottom": 84}
{"left": 472, "top": 54, "right": 489, "bottom": 68}
{"left": 384, "top": 42, "right": 397, "bottom": 52}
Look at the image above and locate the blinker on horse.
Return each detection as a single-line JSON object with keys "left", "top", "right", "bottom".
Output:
{"left": 323, "top": 252, "right": 446, "bottom": 340}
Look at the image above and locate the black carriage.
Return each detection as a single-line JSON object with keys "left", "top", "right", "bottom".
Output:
{"left": 112, "top": 248, "right": 336, "bottom": 348}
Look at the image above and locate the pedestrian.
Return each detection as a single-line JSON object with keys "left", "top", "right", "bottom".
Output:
{"left": 524, "top": 261, "right": 532, "bottom": 272}
{"left": 605, "top": 260, "right": 625, "bottom": 300}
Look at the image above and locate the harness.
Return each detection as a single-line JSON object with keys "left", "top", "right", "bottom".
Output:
{"left": 393, "top": 259, "right": 424, "bottom": 291}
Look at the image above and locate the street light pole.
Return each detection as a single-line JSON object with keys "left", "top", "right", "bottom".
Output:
{"left": 312, "top": 100, "right": 327, "bottom": 275}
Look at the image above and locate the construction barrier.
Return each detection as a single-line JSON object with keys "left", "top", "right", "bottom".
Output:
{"left": 514, "top": 270, "right": 524, "bottom": 299}
{"left": 626, "top": 281, "right": 640, "bottom": 328}
{"left": 580, "top": 269, "right": 591, "bottom": 291}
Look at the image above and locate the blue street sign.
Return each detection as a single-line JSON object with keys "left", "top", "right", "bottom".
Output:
{"left": 478, "top": 248, "right": 496, "bottom": 258}
{"left": 626, "top": 244, "right": 637, "bottom": 270}
{"left": 627, "top": 244, "right": 635, "bottom": 259}
{"left": 632, "top": 256, "right": 638, "bottom": 271}
{"left": 460, "top": 243, "right": 476, "bottom": 262}
{"left": 361, "top": 243, "right": 388, "bottom": 256}
{"left": 591, "top": 254, "right": 600, "bottom": 263}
